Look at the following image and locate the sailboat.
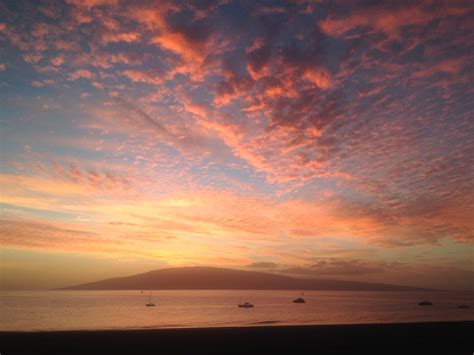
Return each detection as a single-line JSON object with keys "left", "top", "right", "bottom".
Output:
{"left": 146, "top": 291, "right": 156, "bottom": 307}
{"left": 418, "top": 290, "right": 434, "bottom": 306}
{"left": 293, "top": 292, "right": 306, "bottom": 303}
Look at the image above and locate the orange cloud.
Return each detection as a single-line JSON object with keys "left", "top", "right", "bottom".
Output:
{"left": 100, "top": 31, "right": 140, "bottom": 45}
{"left": 65, "top": 0, "right": 118, "bottom": 9}
{"left": 302, "top": 68, "right": 331, "bottom": 89}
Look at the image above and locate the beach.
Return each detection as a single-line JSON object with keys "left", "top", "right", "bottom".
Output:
{"left": 1, "top": 321, "right": 473, "bottom": 354}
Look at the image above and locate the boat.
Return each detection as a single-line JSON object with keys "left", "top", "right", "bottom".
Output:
{"left": 457, "top": 304, "right": 470, "bottom": 309}
{"left": 146, "top": 291, "right": 156, "bottom": 307}
{"left": 293, "top": 292, "right": 306, "bottom": 303}
{"left": 418, "top": 300, "right": 433, "bottom": 306}
{"left": 238, "top": 302, "right": 254, "bottom": 308}
{"left": 293, "top": 297, "right": 306, "bottom": 303}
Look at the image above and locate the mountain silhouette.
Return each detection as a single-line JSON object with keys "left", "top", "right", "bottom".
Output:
{"left": 61, "top": 267, "right": 429, "bottom": 291}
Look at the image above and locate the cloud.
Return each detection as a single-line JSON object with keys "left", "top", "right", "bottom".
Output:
{"left": 3, "top": 166, "right": 471, "bottom": 251}
{"left": 1, "top": 217, "right": 101, "bottom": 251}
{"left": 97, "top": 97, "right": 213, "bottom": 154}
{"left": 411, "top": 58, "right": 466, "bottom": 79}
{"left": 319, "top": 2, "right": 472, "bottom": 38}
{"left": 125, "top": 1, "right": 218, "bottom": 81}
{"left": 67, "top": 69, "right": 96, "bottom": 81}
{"left": 1, "top": 0, "right": 473, "bottom": 290}
{"left": 281, "top": 258, "right": 390, "bottom": 276}
{"left": 100, "top": 31, "right": 140, "bottom": 45}
{"left": 65, "top": 0, "right": 118, "bottom": 9}
{"left": 246, "top": 39, "right": 272, "bottom": 80}
{"left": 248, "top": 262, "right": 278, "bottom": 269}
{"left": 277, "top": 260, "right": 474, "bottom": 290}
{"left": 121, "top": 69, "right": 162, "bottom": 85}
{"left": 302, "top": 68, "right": 331, "bottom": 89}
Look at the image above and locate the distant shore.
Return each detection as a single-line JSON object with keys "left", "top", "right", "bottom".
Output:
{"left": 1, "top": 321, "right": 473, "bottom": 354}
{"left": 60, "top": 266, "right": 434, "bottom": 291}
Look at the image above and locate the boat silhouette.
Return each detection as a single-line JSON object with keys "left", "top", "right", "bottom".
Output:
{"left": 293, "top": 297, "right": 306, "bottom": 303}
{"left": 238, "top": 302, "right": 254, "bottom": 308}
{"left": 293, "top": 292, "right": 306, "bottom": 303}
{"left": 146, "top": 291, "right": 156, "bottom": 307}
{"left": 418, "top": 300, "right": 433, "bottom": 306}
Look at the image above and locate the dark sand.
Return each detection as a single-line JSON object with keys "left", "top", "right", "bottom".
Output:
{"left": 1, "top": 321, "right": 472, "bottom": 354}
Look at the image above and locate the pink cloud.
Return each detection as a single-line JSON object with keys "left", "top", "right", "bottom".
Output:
{"left": 321, "top": 5, "right": 434, "bottom": 38}
{"left": 121, "top": 69, "right": 162, "bottom": 85}
{"left": 67, "top": 69, "right": 96, "bottom": 81}
{"left": 50, "top": 54, "right": 65, "bottom": 66}
{"left": 320, "top": 2, "right": 473, "bottom": 40}
{"left": 411, "top": 58, "right": 466, "bottom": 78}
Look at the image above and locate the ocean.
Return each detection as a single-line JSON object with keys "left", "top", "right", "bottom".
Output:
{"left": 1, "top": 290, "right": 473, "bottom": 331}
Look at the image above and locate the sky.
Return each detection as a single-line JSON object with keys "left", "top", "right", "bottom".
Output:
{"left": 0, "top": 0, "right": 473, "bottom": 290}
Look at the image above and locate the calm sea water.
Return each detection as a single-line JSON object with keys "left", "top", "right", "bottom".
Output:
{"left": 1, "top": 290, "right": 473, "bottom": 331}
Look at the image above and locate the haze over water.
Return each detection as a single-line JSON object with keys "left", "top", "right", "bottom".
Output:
{"left": 1, "top": 290, "right": 473, "bottom": 332}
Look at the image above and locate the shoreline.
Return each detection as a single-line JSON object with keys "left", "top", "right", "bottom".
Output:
{"left": 1, "top": 318, "right": 473, "bottom": 333}
{"left": 1, "top": 321, "right": 473, "bottom": 354}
